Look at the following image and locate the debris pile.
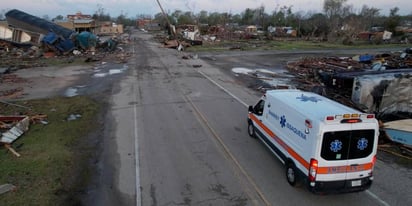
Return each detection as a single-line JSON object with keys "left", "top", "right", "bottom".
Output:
{"left": 0, "top": 113, "right": 48, "bottom": 157}
{"left": 0, "top": 115, "right": 30, "bottom": 157}
{"left": 0, "top": 9, "right": 127, "bottom": 69}
{"left": 286, "top": 50, "right": 412, "bottom": 155}
{"left": 287, "top": 49, "right": 412, "bottom": 117}
{"left": 0, "top": 74, "right": 29, "bottom": 99}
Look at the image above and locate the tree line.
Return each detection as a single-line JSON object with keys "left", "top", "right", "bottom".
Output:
{"left": 148, "top": 0, "right": 411, "bottom": 42}
{"left": 2, "top": 0, "right": 409, "bottom": 42}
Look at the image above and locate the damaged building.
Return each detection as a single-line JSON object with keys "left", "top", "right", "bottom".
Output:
{"left": 287, "top": 50, "right": 412, "bottom": 120}
{"left": 1, "top": 9, "right": 121, "bottom": 56}
{"left": 4, "top": 9, "right": 76, "bottom": 54}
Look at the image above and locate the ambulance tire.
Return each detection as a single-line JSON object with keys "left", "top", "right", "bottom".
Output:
{"left": 286, "top": 162, "right": 300, "bottom": 187}
{"left": 247, "top": 121, "right": 256, "bottom": 138}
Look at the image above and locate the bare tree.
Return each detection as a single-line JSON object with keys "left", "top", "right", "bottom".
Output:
{"left": 323, "top": 0, "right": 351, "bottom": 41}
{"left": 360, "top": 5, "right": 380, "bottom": 30}
{"left": 385, "top": 7, "right": 401, "bottom": 34}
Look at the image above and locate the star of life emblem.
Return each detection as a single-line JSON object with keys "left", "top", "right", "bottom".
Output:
{"left": 357, "top": 138, "right": 368, "bottom": 150}
{"left": 330, "top": 140, "right": 343, "bottom": 152}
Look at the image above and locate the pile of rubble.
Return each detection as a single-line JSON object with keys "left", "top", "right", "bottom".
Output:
{"left": 0, "top": 9, "right": 133, "bottom": 100}
{"left": 0, "top": 9, "right": 127, "bottom": 68}
{"left": 287, "top": 48, "right": 412, "bottom": 119}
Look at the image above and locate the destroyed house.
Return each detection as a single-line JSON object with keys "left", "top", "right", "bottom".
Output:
{"left": 5, "top": 9, "right": 75, "bottom": 41}
{"left": 5, "top": 9, "right": 76, "bottom": 53}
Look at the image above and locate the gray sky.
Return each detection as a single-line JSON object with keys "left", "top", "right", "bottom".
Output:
{"left": 2, "top": 0, "right": 411, "bottom": 19}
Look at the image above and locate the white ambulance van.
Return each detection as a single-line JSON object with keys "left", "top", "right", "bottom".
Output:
{"left": 247, "top": 89, "right": 379, "bottom": 193}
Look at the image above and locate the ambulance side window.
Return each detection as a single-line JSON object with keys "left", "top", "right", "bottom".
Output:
{"left": 253, "top": 100, "right": 265, "bottom": 116}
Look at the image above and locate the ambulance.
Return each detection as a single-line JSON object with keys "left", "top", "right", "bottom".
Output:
{"left": 247, "top": 89, "right": 379, "bottom": 193}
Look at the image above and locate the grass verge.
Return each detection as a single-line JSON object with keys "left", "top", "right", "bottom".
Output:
{"left": 186, "top": 39, "right": 410, "bottom": 52}
{"left": 0, "top": 96, "right": 100, "bottom": 206}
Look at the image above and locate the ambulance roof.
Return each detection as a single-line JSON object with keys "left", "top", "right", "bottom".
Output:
{"left": 266, "top": 90, "right": 360, "bottom": 121}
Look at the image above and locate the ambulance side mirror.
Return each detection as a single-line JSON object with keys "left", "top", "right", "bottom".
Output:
{"left": 248, "top": 105, "right": 254, "bottom": 113}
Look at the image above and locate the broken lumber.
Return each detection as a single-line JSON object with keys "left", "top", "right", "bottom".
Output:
{"left": 4, "top": 144, "right": 21, "bottom": 157}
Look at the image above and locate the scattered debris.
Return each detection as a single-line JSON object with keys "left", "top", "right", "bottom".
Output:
{"left": 0, "top": 100, "right": 31, "bottom": 110}
{"left": 0, "top": 88, "right": 24, "bottom": 99}
{"left": 0, "top": 67, "right": 10, "bottom": 74}
{"left": 30, "top": 114, "right": 48, "bottom": 124}
{"left": 0, "top": 114, "right": 48, "bottom": 157}
{"left": 0, "top": 74, "right": 28, "bottom": 84}
{"left": 67, "top": 114, "right": 82, "bottom": 121}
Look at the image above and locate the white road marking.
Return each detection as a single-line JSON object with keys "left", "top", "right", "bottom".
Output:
{"left": 197, "top": 70, "right": 248, "bottom": 107}
{"left": 366, "top": 190, "right": 390, "bottom": 206}
{"left": 198, "top": 69, "right": 391, "bottom": 206}
{"left": 134, "top": 98, "right": 141, "bottom": 206}
{"left": 133, "top": 43, "right": 141, "bottom": 206}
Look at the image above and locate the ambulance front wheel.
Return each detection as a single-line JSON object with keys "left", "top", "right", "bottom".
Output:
{"left": 247, "top": 120, "right": 256, "bottom": 138}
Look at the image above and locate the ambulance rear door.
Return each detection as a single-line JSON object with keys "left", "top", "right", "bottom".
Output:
{"left": 318, "top": 126, "right": 376, "bottom": 183}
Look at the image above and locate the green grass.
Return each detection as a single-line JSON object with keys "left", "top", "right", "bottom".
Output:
{"left": 0, "top": 96, "right": 100, "bottom": 206}
{"left": 185, "top": 39, "right": 411, "bottom": 52}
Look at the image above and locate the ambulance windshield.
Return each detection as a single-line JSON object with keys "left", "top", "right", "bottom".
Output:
{"left": 321, "top": 130, "right": 375, "bottom": 161}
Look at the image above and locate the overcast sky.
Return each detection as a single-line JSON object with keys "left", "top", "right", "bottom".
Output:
{"left": 2, "top": 0, "right": 411, "bottom": 19}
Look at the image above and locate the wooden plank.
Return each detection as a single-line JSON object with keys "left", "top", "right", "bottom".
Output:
{"left": 4, "top": 144, "right": 20, "bottom": 157}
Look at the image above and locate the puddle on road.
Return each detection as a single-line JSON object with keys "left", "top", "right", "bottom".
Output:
{"left": 64, "top": 85, "right": 88, "bottom": 97}
{"left": 64, "top": 87, "right": 78, "bottom": 97}
{"left": 93, "top": 64, "right": 128, "bottom": 78}
{"left": 93, "top": 73, "right": 108, "bottom": 78}
{"left": 232, "top": 67, "right": 253, "bottom": 75}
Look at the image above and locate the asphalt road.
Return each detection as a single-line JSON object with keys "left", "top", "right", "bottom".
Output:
{"left": 92, "top": 30, "right": 411, "bottom": 206}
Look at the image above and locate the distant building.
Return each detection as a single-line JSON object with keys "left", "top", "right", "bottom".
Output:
{"left": 67, "top": 12, "right": 92, "bottom": 20}
{"left": 245, "top": 25, "right": 257, "bottom": 33}
{"left": 97, "top": 21, "right": 124, "bottom": 35}
{"left": 55, "top": 12, "right": 96, "bottom": 33}
{"left": 137, "top": 18, "right": 161, "bottom": 31}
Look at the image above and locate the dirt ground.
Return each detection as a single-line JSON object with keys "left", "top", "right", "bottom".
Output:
{"left": 1, "top": 65, "right": 91, "bottom": 100}
{"left": 0, "top": 58, "right": 131, "bottom": 102}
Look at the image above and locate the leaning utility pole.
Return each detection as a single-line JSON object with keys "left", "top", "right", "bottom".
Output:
{"left": 155, "top": 0, "right": 176, "bottom": 38}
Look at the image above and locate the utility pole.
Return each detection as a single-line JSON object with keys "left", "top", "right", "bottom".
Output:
{"left": 155, "top": 0, "right": 176, "bottom": 38}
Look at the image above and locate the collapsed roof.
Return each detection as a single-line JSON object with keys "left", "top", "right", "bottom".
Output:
{"left": 5, "top": 9, "right": 75, "bottom": 40}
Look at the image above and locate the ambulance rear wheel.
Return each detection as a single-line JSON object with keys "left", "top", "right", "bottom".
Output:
{"left": 286, "top": 163, "right": 298, "bottom": 186}
{"left": 247, "top": 121, "right": 256, "bottom": 138}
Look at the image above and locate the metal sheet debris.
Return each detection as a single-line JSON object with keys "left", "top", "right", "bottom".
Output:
{"left": 0, "top": 184, "right": 17, "bottom": 195}
{"left": 0, "top": 116, "right": 30, "bottom": 144}
{"left": 352, "top": 72, "right": 412, "bottom": 114}
{"left": 384, "top": 119, "right": 412, "bottom": 146}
